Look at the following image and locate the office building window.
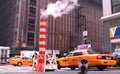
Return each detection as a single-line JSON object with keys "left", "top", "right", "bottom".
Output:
{"left": 29, "top": 7, "right": 36, "bottom": 18}
{"left": 28, "top": 32, "right": 34, "bottom": 38}
{"left": 29, "top": 18, "right": 35, "bottom": 24}
{"left": 29, "top": 7, "right": 36, "bottom": 14}
{"left": 30, "top": 0, "right": 36, "bottom": 6}
{"left": 111, "top": 0, "right": 120, "bottom": 13}
{"left": 27, "top": 32, "right": 34, "bottom": 46}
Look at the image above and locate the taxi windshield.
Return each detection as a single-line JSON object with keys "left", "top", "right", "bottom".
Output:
{"left": 66, "top": 53, "right": 73, "bottom": 57}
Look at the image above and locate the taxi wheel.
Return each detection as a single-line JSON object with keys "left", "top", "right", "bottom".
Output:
{"left": 57, "top": 62, "right": 61, "bottom": 69}
{"left": 14, "top": 64, "right": 17, "bottom": 66}
{"left": 97, "top": 66, "right": 105, "bottom": 71}
{"left": 70, "top": 67, "right": 76, "bottom": 70}
{"left": 17, "top": 62, "right": 22, "bottom": 66}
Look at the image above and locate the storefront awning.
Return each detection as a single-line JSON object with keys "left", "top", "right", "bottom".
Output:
{"left": 111, "top": 38, "right": 120, "bottom": 43}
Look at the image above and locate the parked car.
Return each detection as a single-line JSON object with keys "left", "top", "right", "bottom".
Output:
{"left": 56, "top": 49, "right": 116, "bottom": 70}
{"left": 9, "top": 56, "right": 32, "bottom": 66}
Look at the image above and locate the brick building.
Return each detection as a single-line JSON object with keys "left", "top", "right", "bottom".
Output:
{"left": 0, "top": 0, "right": 103, "bottom": 55}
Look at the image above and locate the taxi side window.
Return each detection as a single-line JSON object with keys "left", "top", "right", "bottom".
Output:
{"left": 87, "top": 49, "right": 97, "bottom": 54}
{"left": 21, "top": 57, "right": 25, "bottom": 59}
{"left": 24, "top": 57, "right": 31, "bottom": 60}
{"left": 21, "top": 57, "right": 30, "bottom": 60}
{"left": 24, "top": 57, "right": 29, "bottom": 60}
{"left": 73, "top": 52, "right": 82, "bottom": 56}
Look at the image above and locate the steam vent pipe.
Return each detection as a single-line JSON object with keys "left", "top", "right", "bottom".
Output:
{"left": 39, "top": 18, "right": 46, "bottom": 51}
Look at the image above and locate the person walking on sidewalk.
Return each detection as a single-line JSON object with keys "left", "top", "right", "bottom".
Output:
{"left": 32, "top": 52, "right": 38, "bottom": 70}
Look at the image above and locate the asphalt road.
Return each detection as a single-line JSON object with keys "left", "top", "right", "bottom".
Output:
{"left": 0, "top": 64, "right": 120, "bottom": 74}
{"left": 2, "top": 70, "right": 120, "bottom": 74}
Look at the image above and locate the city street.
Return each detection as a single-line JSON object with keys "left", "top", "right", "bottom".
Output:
{"left": 0, "top": 0, "right": 120, "bottom": 74}
{"left": 0, "top": 64, "right": 120, "bottom": 74}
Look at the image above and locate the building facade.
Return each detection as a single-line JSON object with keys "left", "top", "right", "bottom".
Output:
{"left": 0, "top": 0, "right": 40, "bottom": 49}
{"left": 0, "top": 0, "right": 103, "bottom": 54}
{"left": 102, "top": 0, "right": 120, "bottom": 53}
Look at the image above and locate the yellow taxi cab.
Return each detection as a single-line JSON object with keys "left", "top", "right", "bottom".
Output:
{"left": 56, "top": 49, "right": 116, "bottom": 70}
{"left": 9, "top": 56, "right": 32, "bottom": 66}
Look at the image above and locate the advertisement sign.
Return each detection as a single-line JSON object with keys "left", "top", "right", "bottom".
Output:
{"left": 110, "top": 26, "right": 120, "bottom": 38}
{"left": 77, "top": 44, "right": 91, "bottom": 50}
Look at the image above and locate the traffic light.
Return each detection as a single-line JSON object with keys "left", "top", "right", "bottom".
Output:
{"left": 16, "top": 40, "right": 20, "bottom": 46}
{"left": 58, "top": 34, "right": 62, "bottom": 40}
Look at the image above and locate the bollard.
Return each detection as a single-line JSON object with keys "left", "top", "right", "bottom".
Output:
{"left": 78, "top": 60, "right": 88, "bottom": 74}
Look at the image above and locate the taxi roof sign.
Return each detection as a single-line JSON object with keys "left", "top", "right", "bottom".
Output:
{"left": 76, "top": 44, "right": 91, "bottom": 50}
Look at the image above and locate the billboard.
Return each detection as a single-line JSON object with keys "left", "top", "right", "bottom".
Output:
{"left": 110, "top": 26, "right": 120, "bottom": 38}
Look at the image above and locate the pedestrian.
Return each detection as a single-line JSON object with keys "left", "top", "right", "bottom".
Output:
{"left": 112, "top": 51, "right": 119, "bottom": 67}
{"left": 32, "top": 52, "right": 38, "bottom": 70}
{"left": 46, "top": 54, "right": 50, "bottom": 64}
{"left": 112, "top": 52, "right": 118, "bottom": 59}
{"left": 78, "top": 60, "right": 88, "bottom": 74}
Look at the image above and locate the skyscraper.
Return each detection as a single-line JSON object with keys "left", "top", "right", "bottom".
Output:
{"left": 0, "top": 0, "right": 103, "bottom": 55}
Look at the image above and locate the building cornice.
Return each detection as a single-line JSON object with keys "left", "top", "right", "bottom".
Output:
{"left": 101, "top": 12, "right": 120, "bottom": 21}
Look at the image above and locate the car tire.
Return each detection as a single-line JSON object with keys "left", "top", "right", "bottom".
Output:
{"left": 57, "top": 61, "right": 61, "bottom": 69}
{"left": 17, "top": 62, "right": 22, "bottom": 66}
{"left": 70, "top": 67, "right": 76, "bottom": 70}
{"left": 97, "top": 66, "right": 105, "bottom": 71}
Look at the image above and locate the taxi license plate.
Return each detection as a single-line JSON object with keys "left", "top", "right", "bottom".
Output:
{"left": 106, "top": 56, "right": 111, "bottom": 60}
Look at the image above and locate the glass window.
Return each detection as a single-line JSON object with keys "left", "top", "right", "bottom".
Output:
{"left": 28, "top": 25, "right": 35, "bottom": 31}
{"left": 87, "top": 49, "right": 97, "bottom": 54}
{"left": 112, "top": 5, "right": 120, "bottom": 13}
{"left": 27, "top": 32, "right": 34, "bottom": 46}
{"left": 29, "top": 18, "right": 35, "bottom": 24}
{"left": 28, "top": 23, "right": 35, "bottom": 27}
{"left": 28, "top": 32, "right": 34, "bottom": 38}
{"left": 30, "top": 0, "right": 36, "bottom": 6}
{"left": 29, "top": 7, "right": 36, "bottom": 14}
{"left": 66, "top": 53, "right": 72, "bottom": 57}
{"left": 73, "top": 52, "right": 82, "bottom": 56}
{"left": 111, "top": 0, "right": 120, "bottom": 13}
{"left": 30, "top": 0, "right": 36, "bottom": 3}
{"left": 111, "top": 0, "right": 120, "bottom": 6}
{"left": 27, "top": 40, "right": 34, "bottom": 46}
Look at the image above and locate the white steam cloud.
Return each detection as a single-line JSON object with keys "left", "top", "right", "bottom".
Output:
{"left": 41, "top": 0, "right": 79, "bottom": 18}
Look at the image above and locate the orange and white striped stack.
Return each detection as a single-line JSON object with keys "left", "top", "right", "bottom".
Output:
{"left": 36, "top": 18, "right": 46, "bottom": 72}
{"left": 39, "top": 18, "right": 46, "bottom": 51}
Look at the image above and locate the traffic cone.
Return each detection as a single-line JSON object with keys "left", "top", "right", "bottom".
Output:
{"left": 35, "top": 59, "right": 45, "bottom": 71}
{"left": 35, "top": 63, "right": 44, "bottom": 71}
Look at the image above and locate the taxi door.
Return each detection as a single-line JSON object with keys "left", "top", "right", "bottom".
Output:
{"left": 70, "top": 52, "right": 83, "bottom": 66}
{"left": 25, "top": 57, "right": 32, "bottom": 66}
{"left": 22, "top": 57, "right": 32, "bottom": 66}
{"left": 62, "top": 53, "right": 73, "bottom": 66}
{"left": 21, "top": 57, "right": 27, "bottom": 65}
